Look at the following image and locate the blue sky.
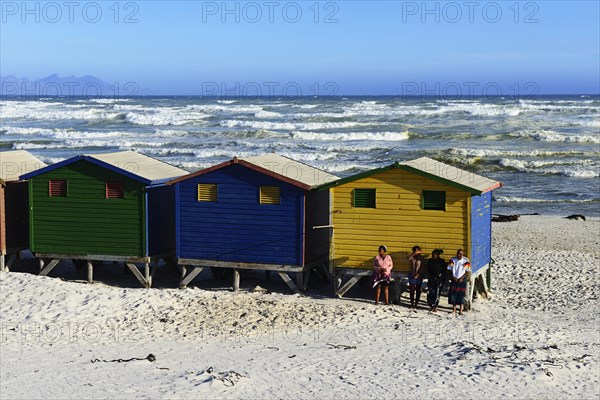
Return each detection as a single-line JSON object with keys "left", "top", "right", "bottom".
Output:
{"left": 1, "top": 1, "right": 599, "bottom": 94}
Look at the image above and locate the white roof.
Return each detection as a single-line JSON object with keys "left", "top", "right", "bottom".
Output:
{"left": 88, "top": 151, "right": 188, "bottom": 183}
{"left": 241, "top": 154, "right": 339, "bottom": 188}
{"left": 0, "top": 150, "right": 46, "bottom": 184}
{"left": 400, "top": 157, "right": 501, "bottom": 193}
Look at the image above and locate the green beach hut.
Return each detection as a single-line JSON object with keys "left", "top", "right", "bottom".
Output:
{"left": 20, "top": 150, "right": 187, "bottom": 286}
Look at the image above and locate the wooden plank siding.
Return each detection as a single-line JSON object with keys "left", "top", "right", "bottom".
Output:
{"left": 332, "top": 168, "right": 470, "bottom": 271}
{"left": 177, "top": 164, "right": 304, "bottom": 266}
{"left": 470, "top": 191, "right": 492, "bottom": 274}
{"left": 4, "top": 181, "right": 30, "bottom": 251}
{"left": 29, "top": 160, "right": 146, "bottom": 257}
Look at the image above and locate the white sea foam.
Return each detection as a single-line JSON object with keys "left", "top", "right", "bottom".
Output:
{"left": 88, "top": 98, "right": 132, "bottom": 104}
{"left": 216, "top": 100, "right": 238, "bottom": 104}
{"left": 290, "top": 131, "right": 410, "bottom": 141}
{"left": 220, "top": 120, "right": 370, "bottom": 130}
{"left": 125, "top": 109, "right": 210, "bottom": 126}
{"left": 254, "top": 110, "right": 284, "bottom": 118}
{"left": 499, "top": 158, "right": 599, "bottom": 178}
{"left": 494, "top": 196, "right": 599, "bottom": 204}
{"left": 508, "top": 130, "right": 600, "bottom": 144}
{"left": 449, "top": 148, "right": 589, "bottom": 157}
{"left": 1, "top": 102, "right": 122, "bottom": 120}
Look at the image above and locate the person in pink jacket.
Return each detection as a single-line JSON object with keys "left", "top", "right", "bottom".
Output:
{"left": 371, "top": 245, "right": 393, "bottom": 305}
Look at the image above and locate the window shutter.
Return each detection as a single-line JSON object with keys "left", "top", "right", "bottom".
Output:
{"left": 49, "top": 180, "right": 67, "bottom": 197}
{"left": 106, "top": 181, "right": 125, "bottom": 199}
{"left": 353, "top": 189, "right": 376, "bottom": 208}
{"left": 422, "top": 190, "right": 446, "bottom": 210}
{"left": 260, "top": 186, "right": 280, "bottom": 205}
{"left": 198, "top": 184, "right": 217, "bottom": 202}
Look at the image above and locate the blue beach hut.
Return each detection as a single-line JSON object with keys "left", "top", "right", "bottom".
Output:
{"left": 167, "top": 154, "right": 339, "bottom": 292}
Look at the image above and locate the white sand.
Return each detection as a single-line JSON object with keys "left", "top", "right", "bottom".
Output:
{"left": 1, "top": 216, "right": 598, "bottom": 399}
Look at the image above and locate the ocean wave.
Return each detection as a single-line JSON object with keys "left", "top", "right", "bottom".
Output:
{"left": 124, "top": 110, "right": 210, "bottom": 126}
{"left": 448, "top": 148, "right": 591, "bottom": 157}
{"left": 1, "top": 102, "right": 122, "bottom": 120}
{"left": 290, "top": 131, "right": 410, "bottom": 141}
{"left": 216, "top": 100, "right": 238, "bottom": 104}
{"left": 254, "top": 110, "right": 284, "bottom": 118}
{"left": 494, "top": 196, "right": 600, "bottom": 204}
{"left": 220, "top": 120, "right": 370, "bottom": 130}
{"left": 499, "top": 158, "right": 599, "bottom": 178}
{"left": 508, "top": 130, "right": 600, "bottom": 144}
{"left": 87, "top": 98, "right": 133, "bottom": 104}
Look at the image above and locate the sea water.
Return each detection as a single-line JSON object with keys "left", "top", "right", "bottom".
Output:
{"left": 1, "top": 95, "right": 598, "bottom": 216}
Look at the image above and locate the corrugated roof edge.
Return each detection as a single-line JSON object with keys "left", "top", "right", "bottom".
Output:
{"left": 166, "top": 156, "right": 335, "bottom": 190}
{"left": 316, "top": 159, "right": 503, "bottom": 194}
{"left": 19, "top": 152, "right": 186, "bottom": 185}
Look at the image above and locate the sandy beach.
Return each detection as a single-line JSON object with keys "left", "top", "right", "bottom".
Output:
{"left": 1, "top": 215, "right": 598, "bottom": 399}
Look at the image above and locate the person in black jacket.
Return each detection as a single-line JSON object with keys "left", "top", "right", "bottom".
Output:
{"left": 427, "top": 249, "right": 446, "bottom": 312}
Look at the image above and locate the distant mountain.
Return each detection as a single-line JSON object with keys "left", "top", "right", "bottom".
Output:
{"left": 0, "top": 74, "right": 145, "bottom": 96}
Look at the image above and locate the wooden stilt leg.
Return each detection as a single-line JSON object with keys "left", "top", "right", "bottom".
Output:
{"left": 0, "top": 255, "right": 5, "bottom": 272}
{"left": 465, "top": 275, "right": 475, "bottom": 311}
{"left": 180, "top": 266, "right": 203, "bottom": 288}
{"left": 126, "top": 263, "right": 148, "bottom": 288}
{"left": 277, "top": 272, "right": 300, "bottom": 294}
{"left": 333, "top": 269, "right": 341, "bottom": 295}
{"left": 143, "top": 263, "right": 150, "bottom": 288}
{"left": 336, "top": 271, "right": 371, "bottom": 298}
{"left": 303, "top": 268, "right": 311, "bottom": 291}
{"left": 39, "top": 259, "right": 60, "bottom": 276}
{"left": 233, "top": 269, "right": 240, "bottom": 292}
{"left": 87, "top": 261, "right": 93, "bottom": 284}
{"left": 148, "top": 259, "right": 159, "bottom": 288}
{"left": 6, "top": 253, "right": 16, "bottom": 270}
{"left": 296, "top": 271, "right": 304, "bottom": 292}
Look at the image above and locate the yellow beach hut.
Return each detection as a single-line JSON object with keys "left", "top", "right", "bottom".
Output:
{"left": 319, "top": 157, "right": 502, "bottom": 308}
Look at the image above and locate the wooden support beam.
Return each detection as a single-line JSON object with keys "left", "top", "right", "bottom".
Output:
{"left": 303, "top": 268, "right": 311, "bottom": 291}
{"left": 335, "top": 271, "right": 371, "bottom": 298}
{"left": 7, "top": 252, "right": 17, "bottom": 270}
{"left": 150, "top": 259, "right": 159, "bottom": 286}
{"left": 233, "top": 269, "right": 240, "bottom": 292}
{"left": 465, "top": 275, "right": 475, "bottom": 311}
{"left": 143, "top": 263, "right": 150, "bottom": 288}
{"left": 296, "top": 271, "right": 304, "bottom": 292}
{"left": 0, "top": 255, "right": 5, "bottom": 272}
{"left": 180, "top": 266, "right": 204, "bottom": 288}
{"left": 177, "top": 258, "right": 302, "bottom": 272}
{"left": 277, "top": 271, "right": 300, "bottom": 294}
{"left": 333, "top": 269, "right": 341, "bottom": 295}
{"left": 39, "top": 259, "right": 60, "bottom": 276}
{"left": 125, "top": 263, "right": 149, "bottom": 288}
{"left": 87, "top": 261, "right": 93, "bottom": 284}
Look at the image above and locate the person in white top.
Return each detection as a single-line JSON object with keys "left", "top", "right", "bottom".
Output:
{"left": 447, "top": 249, "right": 471, "bottom": 315}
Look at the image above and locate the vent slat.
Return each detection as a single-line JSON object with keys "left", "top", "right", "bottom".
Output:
{"left": 49, "top": 180, "right": 67, "bottom": 197}
{"left": 198, "top": 184, "right": 218, "bottom": 202}
{"left": 260, "top": 186, "right": 280, "bottom": 205}
{"left": 106, "top": 181, "right": 125, "bottom": 199}
{"left": 353, "top": 189, "right": 376, "bottom": 208}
